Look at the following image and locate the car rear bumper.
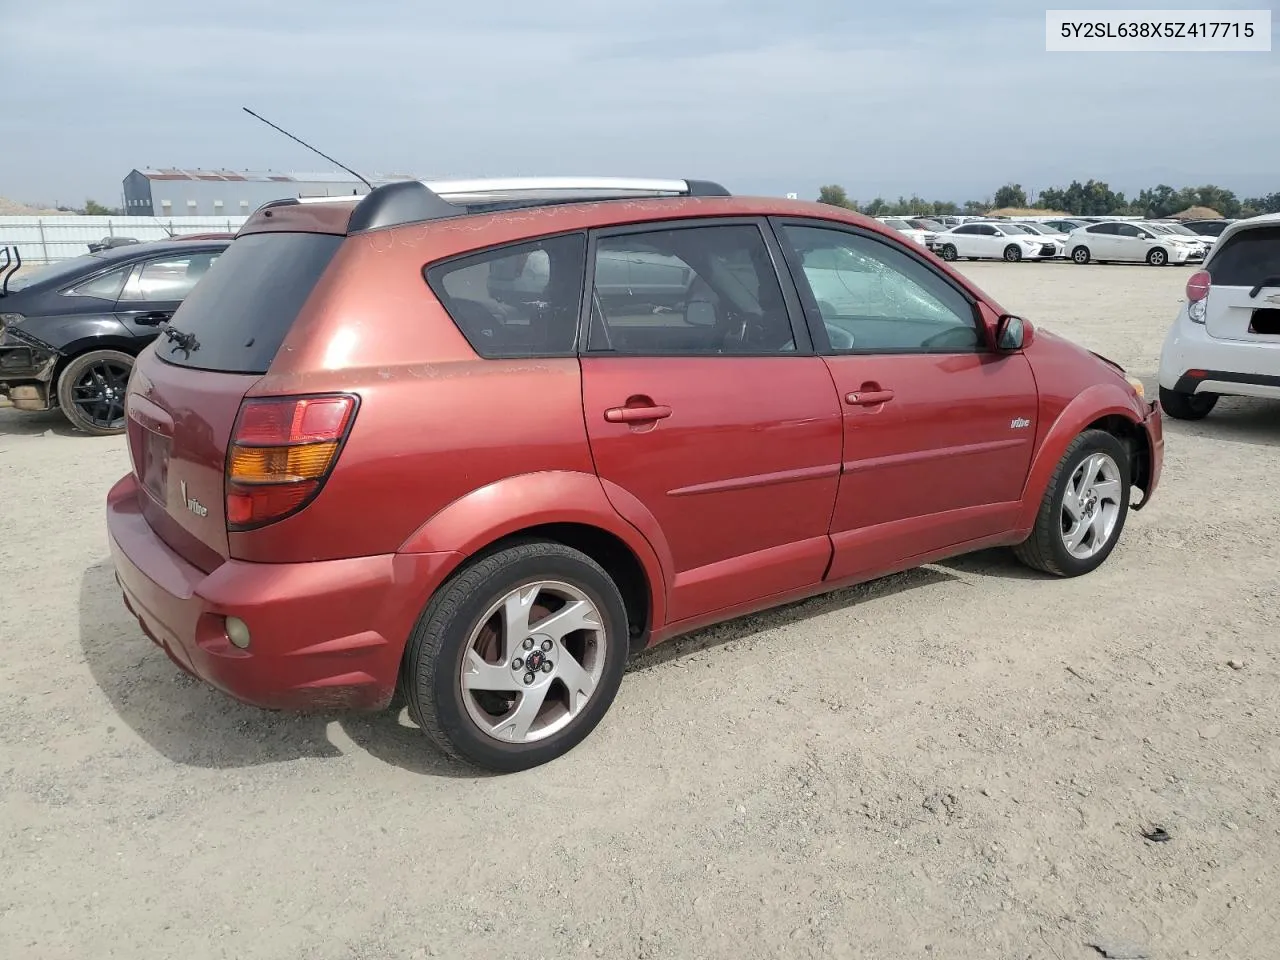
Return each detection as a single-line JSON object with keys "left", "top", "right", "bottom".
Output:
{"left": 1158, "top": 309, "right": 1280, "bottom": 397}
{"left": 106, "top": 473, "right": 461, "bottom": 712}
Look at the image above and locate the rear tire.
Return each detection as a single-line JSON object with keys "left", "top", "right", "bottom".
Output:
{"left": 1071, "top": 246, "right": 1091, "bottom": 264}
{"left": 402, "top": 540, "right": 630, "bottom": 772}
{"left": 1012, "top": 429, "right": 1130, "bottom": 578}
{"left": 1159, "top": 385, "right": 1217, "bottom": 420}
{"left": 56, "top": 349, "right": 134, "bottom": 436}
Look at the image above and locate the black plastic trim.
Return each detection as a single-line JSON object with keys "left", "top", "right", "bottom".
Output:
{"left": 685, "top": 180, "right": 732, "bottom": 197}
{"left": 1173, "top": 369, "right": 1280, "bottom": 394}
{"left": 348, "top": 181, "right": 463, "bottom": 234}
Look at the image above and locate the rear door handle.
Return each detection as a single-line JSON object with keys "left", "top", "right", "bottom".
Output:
{"left": 604, "top": 404, "right": 672, "bottom": 424}
{"left": 845, "top": 389, "right": 895, "bottom": 406}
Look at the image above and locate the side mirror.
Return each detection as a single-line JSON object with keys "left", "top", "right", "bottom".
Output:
{"left": 996, "top": 314, "right": 1025, "bottom": 351}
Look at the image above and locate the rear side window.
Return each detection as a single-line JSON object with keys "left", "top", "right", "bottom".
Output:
{"left": 1209, "top": 227, "right": 1280, "bottom": 287}
{"left": 156, "top": 233, "right": 342, "bottom": 373}
{"left": 425, "top": 233, "right": 587, "bottom": 359}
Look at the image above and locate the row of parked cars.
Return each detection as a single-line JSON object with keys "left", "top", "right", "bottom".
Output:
{"left": 877, "top": 215, "right": 1232, "bottom": 266}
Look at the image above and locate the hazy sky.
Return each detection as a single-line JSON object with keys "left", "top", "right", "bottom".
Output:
{"left": 3, "top": 0, "right": 1277, "bottom": 206}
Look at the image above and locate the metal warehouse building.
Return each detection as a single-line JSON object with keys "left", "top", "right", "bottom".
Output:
{"left": 121, "top": 169, "right": 419, "bottom": 217}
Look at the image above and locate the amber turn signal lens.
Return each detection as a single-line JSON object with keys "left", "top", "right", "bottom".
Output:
{"left": 229, "top": 441, "right": 339, "bottom": 484}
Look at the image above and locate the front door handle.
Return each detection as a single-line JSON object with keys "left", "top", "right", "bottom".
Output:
{"left": 604, "top": 404, "right": 672, "bottom": 424}
{"left": 845, "top": 389, "right": 895, "bottom": 406}
{"left": 133, "top": 311, "right": 172, "bottom": 326}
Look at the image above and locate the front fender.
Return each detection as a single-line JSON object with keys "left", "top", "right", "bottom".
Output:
{"left": 1016, "top": 383, "right": 1145, "bottom": 531}
{"left": 397, "top": 470, "right": 670, "bottom": 631}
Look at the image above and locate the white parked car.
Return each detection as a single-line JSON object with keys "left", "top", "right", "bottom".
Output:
{"left": 1158, "top": 213, "right": 1280, "bottom": 419}
{"left": 1010, "top": 221, "right": 1070, "bottom": 254}
{"left": 875, "top": 217, "right": 930, "bottom": 247}
{"left": 1066, "top": 221, "right": 1202, "bottom": 266}
{"left": 934, "top": 221, "right": 1064, "bottom": 262}
{"left": 1146, "top": 220, "right": 1214, "bottom": 255}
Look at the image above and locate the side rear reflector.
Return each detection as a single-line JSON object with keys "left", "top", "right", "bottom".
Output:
{"left": 226, "top": 394, "right": 358, "bottom": 530}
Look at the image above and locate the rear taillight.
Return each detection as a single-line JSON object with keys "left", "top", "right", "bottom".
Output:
{"left": 225, "top": 394, "right": 358, "bottom": 530}
{"left": 1186, "top": 270, "right": 1211, "bottom": 322}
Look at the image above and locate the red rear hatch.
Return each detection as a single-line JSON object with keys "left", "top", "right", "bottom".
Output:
{"left": 123, "top": 230, "right": 345, "bottom": 569}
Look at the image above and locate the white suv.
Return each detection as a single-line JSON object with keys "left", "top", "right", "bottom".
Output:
{"left": 1158, "top": 214, "right": 1280, "bottom": 419}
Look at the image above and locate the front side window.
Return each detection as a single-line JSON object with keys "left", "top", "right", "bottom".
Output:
{"left": 782, "top": 224, "right": 982, "bottom": 354}
{"left": 588, "top": 224, "right": 796, "bottom": 355}
{"left": 426, "top": 233, "right": 587, "bottom": 359}
{"left": 119, "top": 252, "right": 221, "bottom": 303}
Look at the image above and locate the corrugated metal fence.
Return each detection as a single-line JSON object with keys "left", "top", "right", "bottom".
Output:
{"left": 0, "top": 216, "right": 249, "bottom": 264}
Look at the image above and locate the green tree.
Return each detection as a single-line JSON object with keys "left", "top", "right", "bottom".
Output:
{"left": 992, "top": 183, "right": 1027, "bottom": 209}
{"left": 817, "top": 184, "right": 855, "bottom": 209}
{"left": 962, "top": 198, "right": 990, "bottom": 215}
{"left": 1242, "top": 191, "right": 1280, "bottom": 215}
{"left": 84, "top": 198, "right": 118, "bottom": 216}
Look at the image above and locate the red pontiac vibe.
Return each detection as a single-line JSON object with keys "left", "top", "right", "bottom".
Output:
{"left": 106, "top": 178, "right": 1165, "bottom": 771}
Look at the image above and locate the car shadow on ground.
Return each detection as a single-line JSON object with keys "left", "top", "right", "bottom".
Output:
{"left": 1160, "top": 396, "right": 1280, "bottom": 449}
{"left": 78, "top": 559, "right": 481, "bottom": 778}
{"left": 629, "top": 563, "right": 979, "bottom": 672}
{"left": 0, "top": 406, "right": 82, "bottom": 438}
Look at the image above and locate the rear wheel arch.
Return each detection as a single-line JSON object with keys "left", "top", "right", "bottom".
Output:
{"left": 450, "top": 523, "right": 654, "bottom": 656}
{"left": 51, "top": 336, "right": 142, "bottom": 403}
{"left": 398, "top": 471, "right": 668, "bottom": 645}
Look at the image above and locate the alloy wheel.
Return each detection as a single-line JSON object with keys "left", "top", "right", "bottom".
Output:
{"left": 459, "top": 580, "right": 607, "bottom": 743}
{"left": 1060, "top": 452, "right": 1124, "bottom": 560}
{"left": 70, "top": 358, "right": 131, "bottom": 430}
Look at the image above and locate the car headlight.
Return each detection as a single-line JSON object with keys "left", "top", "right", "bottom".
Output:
{"left": 1124, "top": 374, "right": 1145, "bottom": 400}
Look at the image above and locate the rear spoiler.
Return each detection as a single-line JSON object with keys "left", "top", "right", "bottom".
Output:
{"left": 249, "top": 176, "right": 733, "bottom": 236}
{"left": 0, "top": 245, "right": 21, "bottom": 297}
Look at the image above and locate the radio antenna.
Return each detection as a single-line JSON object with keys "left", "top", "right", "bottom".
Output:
{"left": 241, "top": 106, "right": 372, "bottom": 189}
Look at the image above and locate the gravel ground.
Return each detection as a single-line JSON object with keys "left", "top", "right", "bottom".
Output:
{"left": 2, "top": 260, "right": 1277, "bottom": 960}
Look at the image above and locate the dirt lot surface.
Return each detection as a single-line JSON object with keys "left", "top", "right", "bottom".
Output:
{"left": 2, "top": 261, "right": 1277, "bottom": 960}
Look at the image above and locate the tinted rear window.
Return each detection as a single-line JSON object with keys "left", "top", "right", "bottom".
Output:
{"left": 156, "top": 232, "right": 342, "bottom": 373}
{"left": 1209, "top": 226, "right": 1280, "bottom": 287}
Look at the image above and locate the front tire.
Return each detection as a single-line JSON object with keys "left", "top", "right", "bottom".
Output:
{"left": 1071, "top": 246, "right": 1091, "bottom": 265}
{"left": 1012, "top": 429, "right": 1130, "bottom": 577}
{"left": 1003, "top": 244, "right": 1023, "bottom": 262}
{"left": 1146, "top": 248, "right": 1169, "bottom": 266}
{"left": 403, "top": 541, "right": 630, "bottom": 772}
{"left": 940, "top": 244, "right": 958, "bottom": 261}
{"left": 56, "top": 349, "right": 134, "bottom": 435}
{"left": 1159, "top": 385, "right": 1217, "bottom": 420}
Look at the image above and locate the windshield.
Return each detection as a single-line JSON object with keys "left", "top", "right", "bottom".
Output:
{"left": 882, "top": 219, "right": 913, "bottom": 230}
{"left": 1164, "top": 223, "right": 1199, "bottom": 236}
{"left": 1017, "top": 223, "right": 1048, "bottom": 234}
{"left": 1145, "top": 223, "right": 1174, "bottom": 234}
{"left": 911, "top": 220, "right": 943, "bottom": 231}
{"left": 4, "top": 253, "right": 106, "bottom": 293}
{"left": 995, "top": 223, "right": 1032, "bottom": 235}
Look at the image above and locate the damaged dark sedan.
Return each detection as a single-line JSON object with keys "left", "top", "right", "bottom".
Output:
{"left": 0, "top": 238, "right": 229, "bottom": 434}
